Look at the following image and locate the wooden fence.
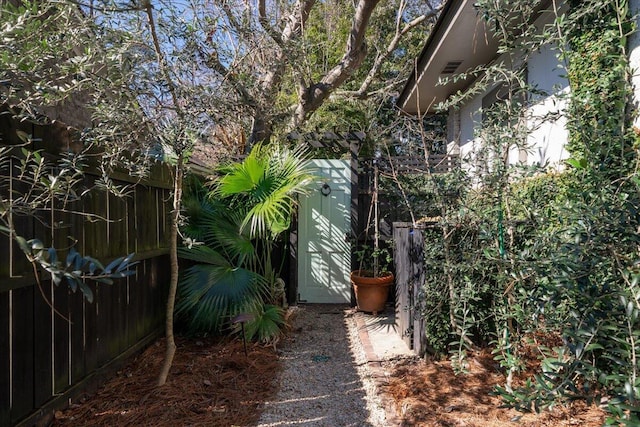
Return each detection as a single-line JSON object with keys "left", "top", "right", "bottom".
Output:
{"left": 0, "top": 112, "right": 172, "bottom": 426}
{"left": 392, "top": 222, "right": 427, "bottom": 354}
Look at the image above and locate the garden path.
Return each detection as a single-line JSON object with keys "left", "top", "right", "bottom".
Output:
{"left": 256, "top": 304, "right": 414, "bottom": 427}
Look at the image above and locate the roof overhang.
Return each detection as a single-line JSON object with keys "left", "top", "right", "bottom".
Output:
{"left": 397, "top": 0, "right": 499, "bottom": 114}
{"left": 398, "top": 0, "right": 555, "bottom": 115}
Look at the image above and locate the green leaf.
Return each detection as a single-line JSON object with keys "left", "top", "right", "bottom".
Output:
{"left": 78, "top": 281, "right": 94, "bottom": 303}
{"left": 84, "top": 256, "right": 104, "bottom": 272}
{"left": 15, "top": 130, "right": 30, "bottom": 143}
{"left": 565, "top": 158, "right": 587, "bottom": 169}
{"left": 115, "top": 253, "right": 136, "bottom": 272}
{"left": 66, "top": 248, "right": 79, "bottom": 268}
{"left": 47, "top": 247, "right": 57, "bottom": 265}
{"left": 104, "top": 256, "right": 124, "bottom": 274}
{"left": 15, "top": 235, "right": 30, "bottom": 254}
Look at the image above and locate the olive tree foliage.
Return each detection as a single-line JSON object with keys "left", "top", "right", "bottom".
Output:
{"left": 0, "top": 0, "right": 208, "bottom": 386}
{"left": 0, "top": 2, "right": 136, "bottom": 309}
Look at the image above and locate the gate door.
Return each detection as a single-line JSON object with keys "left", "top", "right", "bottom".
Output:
{"left": 298, "top": 160, "right": 351, "bottom": 303}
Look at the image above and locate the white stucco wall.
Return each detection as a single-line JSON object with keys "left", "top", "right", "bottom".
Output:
{"left": 458, "top": 95, "right": 483, "bottom": 177}
{"left": 451, "top": 42, "right": 570, "bottom": 176}
{"left": 526, "top": 43, "right": 570, "bottom": 169}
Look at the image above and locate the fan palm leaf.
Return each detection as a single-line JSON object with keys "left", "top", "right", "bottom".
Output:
{"left": 177, "top": 262, "right": 267, "bottom": 332}
{"left": 214, "top": 143, "right": 314, "bottom": 239}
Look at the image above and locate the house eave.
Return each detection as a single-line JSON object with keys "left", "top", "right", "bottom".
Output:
{"left": 397, "top": 0, "right": 499, "bottom": 115}
{"left": 397, "top": 0, "right": 552, "bottom": 115}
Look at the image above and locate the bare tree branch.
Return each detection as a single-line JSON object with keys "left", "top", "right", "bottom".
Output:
{"left": 291, "top": 0, "right": 381, "bottom": 126}
{"left": 351, "top": 6, "right": 440, "bottom": 98}
{"left": 249, "top": 0, "right": 316, "bottom": 144}
{"left": 258, "top": 0, "right": 283, "bottom": 45}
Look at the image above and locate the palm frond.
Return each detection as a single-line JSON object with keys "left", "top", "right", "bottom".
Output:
{"left": 177, "top": 245, "right": 229, "bottom": 265}
{"left": 242, "top": 304, "right": 285, "bottom": 344}
{"left": 177, "top": 263, "right": 267, "bottom": 332}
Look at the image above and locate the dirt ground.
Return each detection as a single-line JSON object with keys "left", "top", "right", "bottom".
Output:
{"left": 53, "top": 336, "right": 607, "bottom": 427}
{"left": 52, "top": 336, "right": 281, "bottom": 427}
{"left": 384, "top": 350, "right": 607, "bottom": 427}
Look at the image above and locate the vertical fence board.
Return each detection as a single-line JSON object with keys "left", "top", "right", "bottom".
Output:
{"left": 158, "top": 188, "right": 170, "bottom": 248}
{"left": 0, "top": 231, "right": 9, "bottom": 279}
{"left": 152, "top": 255, "right": 168, "bottom": 325}
{"left": 69, "top": 200, "right": 87, "bottom": 384}
{"left": 108, "top": 190, "right": 128, "bottom": 257}
{"left": 393, "top": 224, "right": 413, "bottom": 349}
{"left": 83, "top": 283, "right": 98, "bottom": 376}
{"left": 95, "top": 284, "right": 114, "bottom": 367}
{"left": 115, "top": 279, "right": 127, "bottom": 354}
{"left": 136, "top": 187, "right": 157, "bottom": 252}
{"left": 70, "top": 295, "right": 86, "bottom": 385}
{"left": 53, "top": 286, "right": 70, "bottom": 394}
{"left": 0, "top": 291, "right": 10, "bottom": 426}
{"left": 33, "top": 280, "right": 53, "bottom": 407}
{"left": 83, "top": 186, "right": 108, "bottom": 260}
{"left": 147, "top": 258, "right": 161, "bottom": 332}
{"left": 10, "top": 286, "right": 34, "bottom": 424}
{"left": 126, "top": 274, "right": 138, "bottom": 347}
{"left": 10, "top": 199, "right": 33, "bottom": 277}
{"left": 410, "top": 229, "right": 426, "bottom": 356}
{"left": 134, "top": 262, "right": 148, "bottom": 341}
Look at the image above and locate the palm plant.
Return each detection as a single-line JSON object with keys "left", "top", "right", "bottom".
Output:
{"left": 177, "top": 143, "right": 314, "bottom": 340}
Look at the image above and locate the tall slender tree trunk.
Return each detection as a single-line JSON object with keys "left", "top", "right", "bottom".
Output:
{"left": 157, "top": 154, "right": 184, "bottom": 386}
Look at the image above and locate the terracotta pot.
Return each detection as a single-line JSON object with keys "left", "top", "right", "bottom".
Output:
{"left": 350, "top": 270, "right": 394, "bottom": 314}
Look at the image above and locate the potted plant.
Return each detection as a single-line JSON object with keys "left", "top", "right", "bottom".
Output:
{"left": 351, "top": 245, "right": 394, "bottom": 314}
{"left": 351, "top": 156, "right": 394, "bottom": 314}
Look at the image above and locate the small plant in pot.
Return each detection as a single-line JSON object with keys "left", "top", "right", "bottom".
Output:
{"left": 351, "top": 244, "right": 394, "bottom": 314}
{"left": 351, "top": 153, "right": 394, "bottom": 314}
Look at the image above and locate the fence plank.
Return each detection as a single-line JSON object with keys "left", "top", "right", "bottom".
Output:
{"left": 393, "top": 224, "right": 413, "bottom": 350}
{"left": 69, "top": 295, "right": 86, "bottom": 385}
{"left": 53, "top": 286, "right": 71, "bottom": 395}
{"left": 0, "top": 291, "right": 10, "bottom": 426}
{"left": 409, "top": 229, "right": 426, "bottom": 356}
{"left": 159, "top": 189, "right": 171, "bottom": 248}
{"left": 83, "top": 184, "right": 108, "bottom": 260}
{"left": 33, "top": 280, "right": 53, "bottom": 407}
{"left": 136, "top": 187, "right": 158, "bottom": 252}
{"left": 154, "top": 255, "right": 169, "bottom": 324}
{"left": 108, "top": 191, "right": 128, "bottom": 258}
{"left": 11, "top": 286, "right": 34, "bottom": 424}
{"left": 95, "top": 284, "right": 113, "bottom": 367}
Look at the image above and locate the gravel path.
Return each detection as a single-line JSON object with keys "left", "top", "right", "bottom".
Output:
{"left": 256, "top": 304, "right": 388, "bottom": 427}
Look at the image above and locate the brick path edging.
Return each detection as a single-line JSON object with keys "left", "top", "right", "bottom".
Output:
{"left": 354, "top": 313, "right": 404, "bottom": 426}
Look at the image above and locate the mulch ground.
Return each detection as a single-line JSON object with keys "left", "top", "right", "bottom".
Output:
{"left": 384, "top": 350, "right": 607, "bottom": 427}
{"left": 52, "top": 332, "right": 607, "bottom": 427}
{"left": 52, "top": 336, "right": 281, "bottom": 427}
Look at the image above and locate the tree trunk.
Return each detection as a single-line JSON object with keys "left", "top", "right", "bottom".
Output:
{"left": 292, "top": 0, "right": 381, "bottom": 126}
{"left": 157, "top": 154, "right": 184, "bottom": 386}
{"left": 249, "top": 115, "right": 272, "bottom": 148}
